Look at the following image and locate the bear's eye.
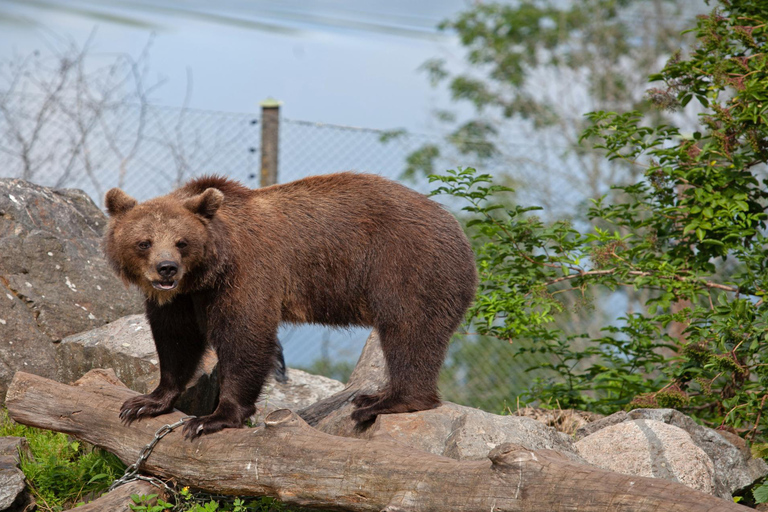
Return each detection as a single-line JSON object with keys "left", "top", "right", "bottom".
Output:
{"left": 137, "top": 241, "right": 151, "bottom": 250}
{"left": 176, "top": 240, "right": 188, "bottom": 249}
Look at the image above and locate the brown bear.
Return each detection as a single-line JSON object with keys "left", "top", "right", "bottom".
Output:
{"left": 104, "top": 173, "right": 477, "bottom": 439}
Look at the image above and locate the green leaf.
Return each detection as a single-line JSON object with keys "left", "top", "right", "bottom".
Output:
{"left": 86, "top": 473, "right": 108, "bottom": 485}
{"left": 754, "top": 483, "right": 768, "bottom": 504}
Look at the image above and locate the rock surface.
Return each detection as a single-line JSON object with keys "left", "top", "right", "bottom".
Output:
{"left": 627, "top": 408, "right": 768, "bottom": 497}
{"left": 0, "top": 179, "right": 142, "bottom": 397}
{"left": 56, "top": 314, "right": 158, "bottom": 393}
{"left": 576, "top": 419, "right": 716, "bottom": 495}
{"left": 574, "top": 410, "right": 629, "bottom": 440}
{"left": 0, "top": 436, "right": 34, "bottom": 512}
{"left": 574, "top": 408, "right": 768, "bottom": 499}
{"left": 316, "top": 400, "right": 584, "bottom": 463}
{"left": 303, "top": 331, "right": 583, "bottom": 462}
{"left": 253, "top": 368, "right": 346, "bottom": 420}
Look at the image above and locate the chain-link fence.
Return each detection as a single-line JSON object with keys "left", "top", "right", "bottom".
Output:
{"left": 0, "top": 95, "right": 261, "bottom": 203}
{"left": 1, "top": 97, "right": 558, "bottom": 413}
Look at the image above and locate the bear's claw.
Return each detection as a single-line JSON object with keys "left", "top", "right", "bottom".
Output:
{"left": 181, "top": 414, "right": 244, "bottom": 440}
{"left": 119, "top": 394, "right": 175, "bottom": 425}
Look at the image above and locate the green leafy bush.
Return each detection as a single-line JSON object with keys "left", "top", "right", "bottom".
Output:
{"left": 430, "top": 0, "right": 768, "bottom": 449}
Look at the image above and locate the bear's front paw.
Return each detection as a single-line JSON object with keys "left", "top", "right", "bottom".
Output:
{"left": 119, "top": 394, "right": 175, "bottom": 425}
{"left": 182, "top": 414, "right": 244, "bottom": 440}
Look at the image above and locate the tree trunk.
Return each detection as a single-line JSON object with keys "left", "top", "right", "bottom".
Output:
{"left": 6, "top": 371, "right": 746, "bottom": 512}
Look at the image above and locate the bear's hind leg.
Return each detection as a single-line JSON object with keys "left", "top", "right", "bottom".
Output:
{"left": 350, "top": 323, "right": 446, "bottom": 424}
{"left": 351, "top": 391, "right": 387, "bottom": 409}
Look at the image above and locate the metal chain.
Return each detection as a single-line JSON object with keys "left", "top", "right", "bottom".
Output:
{"left": 109, "top": 416, "right": 195, "bottom": 493}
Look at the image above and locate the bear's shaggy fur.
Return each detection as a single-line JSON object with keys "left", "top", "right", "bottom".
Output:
{"left": 104, "top": 173, "right": 477, "bottom": 439}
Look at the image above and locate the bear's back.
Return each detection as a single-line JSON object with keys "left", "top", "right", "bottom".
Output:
{"left": 182, "top": 173, "right": 475, "bottom": 327}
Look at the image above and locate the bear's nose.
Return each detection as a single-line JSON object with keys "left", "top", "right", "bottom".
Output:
{"left": 157, "top": 261, "right": 178, "bottom": 278}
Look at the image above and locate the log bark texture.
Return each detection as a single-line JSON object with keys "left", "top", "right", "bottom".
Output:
{"left": 6, "top": 371, "right": 747, "bottom": 512}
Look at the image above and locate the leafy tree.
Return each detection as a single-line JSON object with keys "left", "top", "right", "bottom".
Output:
{"left": 431, "top": 0, "right": 768, "bottom": 452}
{"left": 411, "top": 0, "right": 705, "bottom": 210}
{"left": 414, "top": 1, "right": 706, "bottom": 412}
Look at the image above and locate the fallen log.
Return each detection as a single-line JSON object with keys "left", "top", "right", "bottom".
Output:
{"left": 64, "top": 481, "right": 166, "bottom": 512}
{"left": 6, "top": 371, "right": 747, "bottom": 512}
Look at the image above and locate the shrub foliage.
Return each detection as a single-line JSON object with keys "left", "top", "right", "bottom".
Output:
{"left": 432, "top": 0, "right": 768, "bottom": 446}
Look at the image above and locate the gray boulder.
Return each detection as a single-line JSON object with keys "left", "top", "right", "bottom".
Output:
{"left": 628, "top": 408, "right": 768, "bottom": 497}
{"left": 574, "top": 410, "right": 629, "bottom": 440}
{"left": 56, "top": 314, "right": 159, "bottom": 393}
{"left": 0, "top": 179, "right": 142, "bottom": 397}
{"left": 575, "top": 408, "right": 768, "bottom": 499}
{"left": 253, "top": 368, "right": 345, "bottom": 420}
{"left": 575, "top": 419, "right": 716, "bottom": 495}
{"left": 316, "top": 400, "right": 583, "bottom": 463}
{"left": 0, "top": 436, "right": 34, "bottom": 512}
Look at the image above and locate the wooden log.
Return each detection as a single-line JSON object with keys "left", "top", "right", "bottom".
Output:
{"left": 6, "top": 371, "right": 746, "bottom": 512}
{"left": 64, "top": 481, "right": 166, "bottom": 512}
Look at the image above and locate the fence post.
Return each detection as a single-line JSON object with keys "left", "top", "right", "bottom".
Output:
{"left": 260, "top": 98, "right": 281, "bottom": 187}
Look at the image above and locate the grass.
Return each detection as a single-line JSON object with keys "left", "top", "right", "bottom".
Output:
{"left": 1, "top": 408, "right": 320, "bottom": 512}
{"left": 130, "top": 490, "right": 296, "bottom": 511}
{"left": 0, "top": 408, "right": 125, "bottom": 511}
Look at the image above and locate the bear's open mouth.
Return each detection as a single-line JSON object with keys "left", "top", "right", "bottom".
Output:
{"left": 151, "top": 280, "right": 178, "bottom": 291}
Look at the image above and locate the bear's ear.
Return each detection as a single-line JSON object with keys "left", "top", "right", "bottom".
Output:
{"left": 105, "top": 188, "right": 137, "bottom": 217}
{"left": 184, "top": 188, "right": 224, "bottom": 220}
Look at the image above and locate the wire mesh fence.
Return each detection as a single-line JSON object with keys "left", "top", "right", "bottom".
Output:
{"left": 0, "top": 95, "right": 262, "bottom": 203}
{"left": 1, "top": 97, "right": 553, "bottom": 413}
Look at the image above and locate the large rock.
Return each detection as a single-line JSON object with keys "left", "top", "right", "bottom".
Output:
{"left": 253, "top": 368, "right": 345, "bottom": 420}
{"left": 0, "top": 436, "right": 34, "bottom": 512}
{"left": 56, "top": 314, "right": 158, "bottom": 393}
{"left": 574, "top": 408, "right": 768, "bottom": 499}
{"left": 574, "top": 410, "right": 629, "bottom": 440}
{"left": 0, "top": 179, "right": 143, "bottom": 397}
{"left": 306, "top": 330, "right": 582, "bottom": 463}
{"left": 627, "top": 408, "right": 768, "bottom": 497}
{"left": 316, "top": 400, "right": 583, "bottom": 463}
{"left": 575, "top": 419, "right": 716, "bottom": 495}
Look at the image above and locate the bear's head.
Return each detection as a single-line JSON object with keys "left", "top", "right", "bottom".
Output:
{"left": 104, "top": 187, "right": 224, "bottom": 304}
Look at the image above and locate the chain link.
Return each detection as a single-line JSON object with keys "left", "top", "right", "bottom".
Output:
{"left": 2, "top": 94, "right": 554, "bottom": 414}
{"left": 109, "top": 416, "right": 195, "bottom": 494}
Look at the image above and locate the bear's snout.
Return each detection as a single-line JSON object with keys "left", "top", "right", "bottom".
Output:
{"left": 156, "top": 260, "right": 179, "bottom": 279}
